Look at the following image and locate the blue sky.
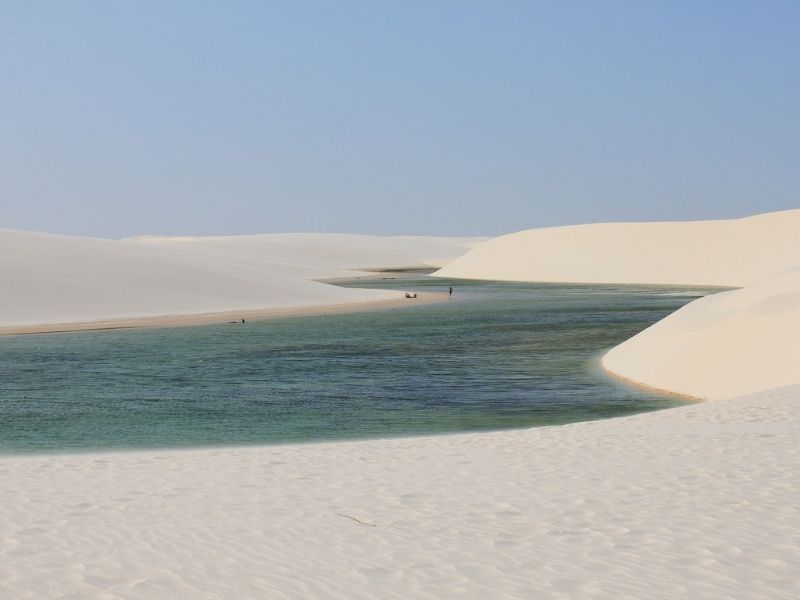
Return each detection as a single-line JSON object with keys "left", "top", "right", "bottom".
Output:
{"left": 1, "top": 1, "right": 798, "bottom": 237}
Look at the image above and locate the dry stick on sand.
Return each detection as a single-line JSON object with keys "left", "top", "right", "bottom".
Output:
{"left": 337, "top": 513, "right": 377, "bottom": 527}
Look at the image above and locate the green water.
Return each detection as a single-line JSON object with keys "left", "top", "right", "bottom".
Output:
{"left": 0, "top": 277, "right": 720, "bottom": 454}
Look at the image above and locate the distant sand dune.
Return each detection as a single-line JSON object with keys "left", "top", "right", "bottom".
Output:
{"left": 0, "top": 230, "right": 479, "bottom": 331}
{"left": 434, "top": 209, "right": 800, "bottom": 287}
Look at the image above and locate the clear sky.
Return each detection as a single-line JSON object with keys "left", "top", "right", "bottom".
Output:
{"left": 1, "top": 1, "right": 798, "bottom": 238}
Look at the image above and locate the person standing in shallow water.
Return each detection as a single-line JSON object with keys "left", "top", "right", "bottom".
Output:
{"left": 449, "top": 286, "right": 453, "bottom": 297}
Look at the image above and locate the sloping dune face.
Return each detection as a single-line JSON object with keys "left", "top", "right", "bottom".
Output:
{"left": 0, "top": 230, "right": 477, "bottom": 327}
{"left": 602, "top": 267, "right": 800, "bottom": 400}
{"left": 435, "top": 209, "right": 800, "bottom": 399}
{"left": 434, "top": 210, "right": 800, "bottom": 287}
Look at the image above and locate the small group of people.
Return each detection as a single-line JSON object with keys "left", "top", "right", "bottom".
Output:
{"left": 404, "top": 287, "right": 453, "bottom": 300}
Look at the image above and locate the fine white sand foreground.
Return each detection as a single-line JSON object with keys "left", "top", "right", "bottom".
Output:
{"left": 1, "top": 385, "right": 797, "bottom": 600}
{"left": 434, "top": 209, "right": 800, "bottom": 286}
{"left": 0, "top": 230, "right": 479, "bottom": 332}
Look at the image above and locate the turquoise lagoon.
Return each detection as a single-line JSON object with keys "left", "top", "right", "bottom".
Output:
{"left": 0, "top": 276, "right": 720, "bottom": 453}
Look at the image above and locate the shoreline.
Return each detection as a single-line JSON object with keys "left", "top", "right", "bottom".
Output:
{"left": 600, "top": 360, "right": 705, "bottom": 403}
{"left": 0, "top": 290, "right": 448, "bottom": 336}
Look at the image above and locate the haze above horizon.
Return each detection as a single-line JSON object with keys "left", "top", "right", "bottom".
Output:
{"left": 2, "top": 1, "right": 798, "bottom": 238}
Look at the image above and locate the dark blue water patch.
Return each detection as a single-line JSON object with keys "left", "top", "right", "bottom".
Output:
{"left": 0, "top": 277, "right": 723, "bottom": 454}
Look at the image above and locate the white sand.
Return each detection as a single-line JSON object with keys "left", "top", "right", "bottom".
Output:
{"left": 1, "top": 385, "right": 797, "bottom": 599}
{"left": 434, "top": 209, "right": 800, "bottom": 286}
{"left": 603, "top": 266, "right": 800, "bottom": 399}
{"left": 0, "top": 230, "right": 479, "bottom": 330}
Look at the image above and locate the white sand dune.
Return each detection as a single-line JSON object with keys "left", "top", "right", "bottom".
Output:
{"left": 0, "top": 385, "right": 797, "bottom": 600}
{"left": 0, "top": 230, "right": 479, "bottom": 329}
{"left": 603, "top": 266, "right": 800, "bottom": 399}
{"left": 434, "top": 209, "right": 800, "bottom": 286}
